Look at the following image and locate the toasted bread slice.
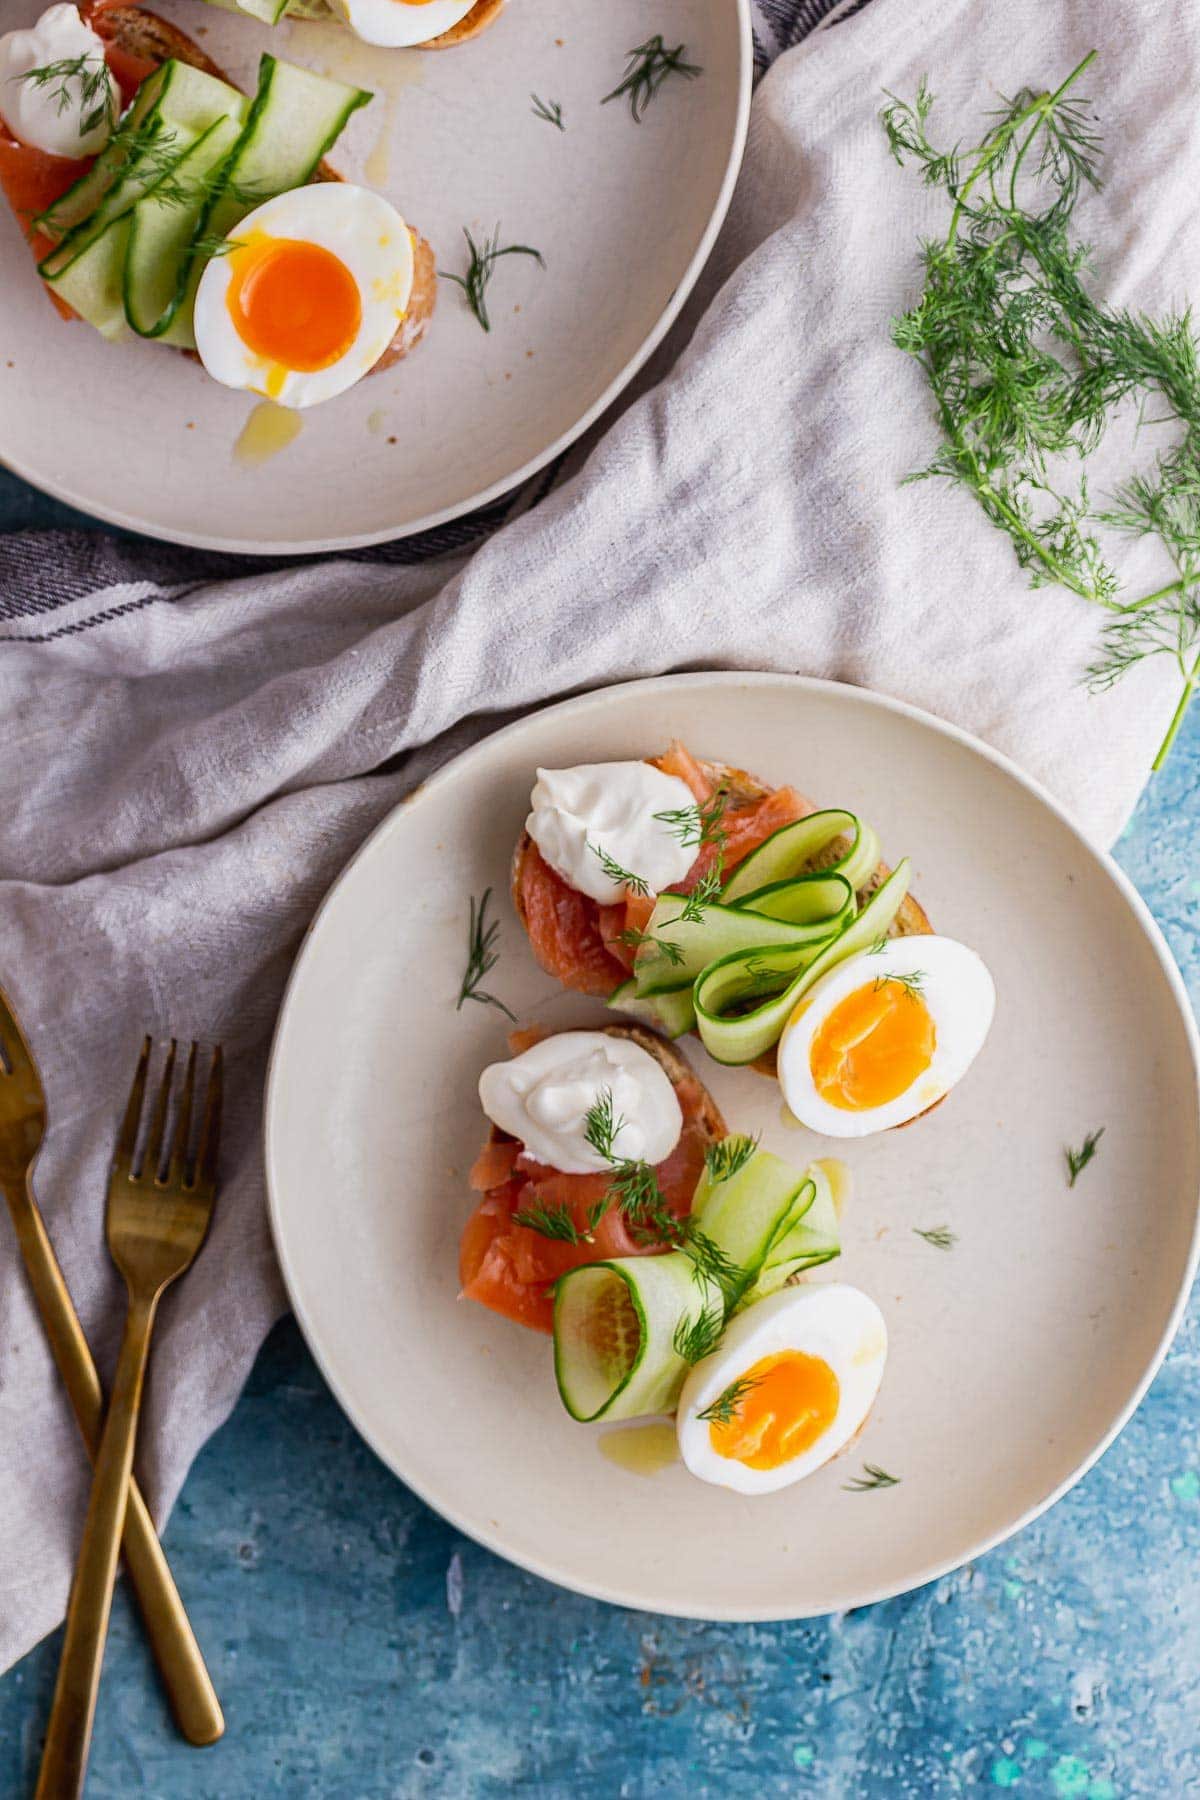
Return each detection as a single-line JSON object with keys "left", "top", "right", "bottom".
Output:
{"left": 43, "top": 6, "right": 435, "bottom": 363}
{"left": 421, "top": 0, "right": 507, "bottom": 48}
{"left": 511, "top": 752, "right": 932, "bottom": 981}
{"left": 91, "top": 5, "right": 229, "bottom": 78}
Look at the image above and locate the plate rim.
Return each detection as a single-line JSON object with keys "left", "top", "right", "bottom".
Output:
{"left": 264, "top": 671, "right": 1200, "bottom": 1620}
{"left": 0, "top": 1, "right": 753, "bottom": 555}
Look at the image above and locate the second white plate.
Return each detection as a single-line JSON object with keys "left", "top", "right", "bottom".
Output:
{"left": 0, "top": 0, "right": 750, "bottom": 551}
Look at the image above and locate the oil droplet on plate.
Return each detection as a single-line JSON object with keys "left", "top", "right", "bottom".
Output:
{"left": 599, "top": 1422, "right": 679, "bottom": 1477}
{"left": 367, "top": 408, "right": 387, "bottom": 435}
{"left": 814, "top": 1156, "right": 852, "bottom": 1218}
{"left": 364, "top": 102, "right": 393, "bottom": 190}
{"left": 293, "top": 24, "right": 424, "bottom": 95}
{"left": 282, "top": 26, "right": 421, "bottom": 202}
{"left": 234, "top": 401, "right": 302, "bottom": 467}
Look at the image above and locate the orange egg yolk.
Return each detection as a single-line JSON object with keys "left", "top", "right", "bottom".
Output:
{"left": 809, "top": 978, "right": 936, "bottom": 1112}
{"left": 709, "top": 1351, "right": 840, "bottom": 1470}
{"left": 227, "top": 236, "right": 362, "bottom": 374}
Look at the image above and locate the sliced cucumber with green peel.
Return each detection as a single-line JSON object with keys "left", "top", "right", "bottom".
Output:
{"left": 34, "top": 66, "right": 168, "bottom": 244}
{"left": 124, "top": 113, "right": 245, "bottom": 339}
{"left": 553, "top": 1254, "right": 723, "bottom": 1424}
{"left": 691, "top": 1150, "right": 817, "bottom": 1307}
{"left": 694, "top": 859, "right": 912, "bottom": 1065}
{"left": 739, "top": 1162, "right": 842, "bottom": 1305}
{"left": 607, "top": 979, "right": 696, "bottom": 1040}
{"left": 46, "top": 216, "right": 132, "bottom": 341}
{"left": 199, "top": 0, "right": 292, "bottom": 20}
{"left": 198, "top": 55, "right": 371, "bottom": 246}
{"left": 721, "top": 810, "right": 881, "bottom": 906}
{"left": 632, "top": 873, "right": 852, "bottom": 997}
{"left": 39, "top": 61, "right": 245, "bottom": 279}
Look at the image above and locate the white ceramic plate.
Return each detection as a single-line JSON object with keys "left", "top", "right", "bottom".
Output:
{"left": 0, "top": 0, "right": 749, "bottom": 551}
{"left": 265, "top": 674, "right": 1200, "bottom": 1620}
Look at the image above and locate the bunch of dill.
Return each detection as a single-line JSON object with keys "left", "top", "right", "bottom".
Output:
{"left": 883, "top": 52, "right": 1200, "bottom": 768}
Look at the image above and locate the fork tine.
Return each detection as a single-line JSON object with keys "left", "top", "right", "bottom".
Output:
{"left": 0, "top": 983, "right": 35, "bottom": 1079}
{"left": 193, "top": 1046, "right": 223, "bottom": 1190}
{"left": 140, "top": 1039, "right": 177, "bottom": 1181}
{"left": 166, "top": 1043, "right": 198, "bottom": 1186}
{"left": 114, "top": 1038, "right": 152, "bottom": 1173}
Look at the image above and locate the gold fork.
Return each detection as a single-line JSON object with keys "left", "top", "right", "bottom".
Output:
{"left": 0, "top": 990, "right": 223, "bottom": 1749}
{"left": 36, "top": 1038, "right": 223, "bottom": 1800}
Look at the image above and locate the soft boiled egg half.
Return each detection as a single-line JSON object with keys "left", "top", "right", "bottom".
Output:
{"left": 330, "top": 0, "right": 480, "bottom": 47}
{"left": 677, "top": 1286, "right": 888, "bottom": 1495}
{"left": 777, "top": 935, "right": 995, "bottom": 1137}
{"left": 193, "top": 184, "right": 413, "bottom": 409}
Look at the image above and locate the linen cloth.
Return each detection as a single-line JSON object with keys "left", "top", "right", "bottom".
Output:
{"left": 1, "top": 0, "right": 1195, "bottom": 1672}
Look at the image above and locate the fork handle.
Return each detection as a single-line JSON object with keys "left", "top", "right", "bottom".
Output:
{"left": 37, "top": 1292, "right": 162, "bottom": 1800}
{"left": 3, "top": 1182, "right": 223, "bottom": 1747}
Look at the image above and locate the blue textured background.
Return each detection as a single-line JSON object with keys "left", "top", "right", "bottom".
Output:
{"left": 1, "top": 470, "right": 1198, "bottom": 1799}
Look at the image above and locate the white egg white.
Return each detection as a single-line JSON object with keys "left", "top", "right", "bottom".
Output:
{"left": 193, "top": 184, "right": 414, "bottom": 410}
{"left": 677, "top": 1285, "right": 888, "bottom": 1495}
{"left": 777, "top": 935, "right": 995, "bottom": 1138}
{"left": 331, "top": 0, "right": 478, "bottom": 48}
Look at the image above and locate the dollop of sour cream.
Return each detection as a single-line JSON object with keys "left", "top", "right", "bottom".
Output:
{"left": 478, "top": 1032, "right": 683, "bottom": 1175}
{"left": 526, "top": 762, "right": 700, "bottom": 905}
{"left": 0, "top": 5, "right": 118, "bottom": 158}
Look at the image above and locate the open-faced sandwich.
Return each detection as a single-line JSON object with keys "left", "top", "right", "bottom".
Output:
{"left": 199, "top": 0, "right": 506, "bottom": 50}
{"left": 513, "top": 746, "right": 995, "bottom": 1135}
{"left": 462, "top": 1023, "right": 726, "bottom": 1335}
{"left": 0, "top": 4, "right": 436, "bottom": 406}
{"left": 461, "top": 1021, "right": 890, "bottom": 1493}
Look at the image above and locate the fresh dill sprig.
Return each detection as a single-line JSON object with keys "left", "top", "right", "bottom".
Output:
{"left": 602, "top": 35, "right": 702, "bottom": 123}
{"left": 873, "top": 969, "right": 927, "bottom": 1001}
{"left": 530, "top": 93, "right": 565, "bottom": 130}
{"left": 191, "top": 233, "right": 247, "bottom": 264}
{"left": 589, "top": 841, "right": 650, "bottom": 896}
{"left": 511, "top": 1199, "right": 586, "bottom": 1244}
{"left": 15, "top": 55, "right": 114, "bottom": 139}
{"left": 40, "top": 113, "right": 263, "bottom": 236}
{"left": 439, "top": 226, "right": 544, "bottom": 333}
{"left": 696, "top": 1374, "right": 760, "bottom": 1427}
{"left": 741, "top": 953, "right": 796, "bottom": 993}
{"left": 583, "top": 1088, "right": 682, "bottom": 1245}
{"left": 704, "top": 1134, "right": 760, "bottom": 1185}
{"left": 671, "top": 862, "right": 724, "bottom": 926}
{"left": 913, "top": 1224, "right": 957, "bottom": 1250}
{"left": 1065, "top": 1126, "right": 1104, "bottom": 1187}
{"left": 584, "top": 1087, "right": 622, "bottom": 1162}
{"left": 685, "top": 1228, "right": 747, "bottom": 1308}
{"left": 867, "top": 934, "right": 891, "bottom": 956}
{"left": 843, "top": 1463, "right": 900, "bottom": 1492}
{"left": 884, "top": 52, "right": 1200, "bottom": 769}
{"left": 609, "top": 1159, "right": 675, "bottom": 1239}
{"left": 672, "top": 1301, "right": 725, "bottom": 1365}
{"left": 653, "top": 790, "right": 728, "bottom": 853}
{"left": 616, "top": 789, "right": 728, "bottom": 962}
{"left": 456, "top": 888, "right": 516, "bottom": 1021}
{"left": 616, "top": 927, "right": 685, "bottom": 966}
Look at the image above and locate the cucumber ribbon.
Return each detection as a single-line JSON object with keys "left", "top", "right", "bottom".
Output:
{"left": 691, "top": 1149, "right": 841, "bottom": 1309}
{"left": 553, "top": 1253, "right": 724, "bottom": 1423}
{"left": 608, "top": 811, "right": 912, "bottom": 1064}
